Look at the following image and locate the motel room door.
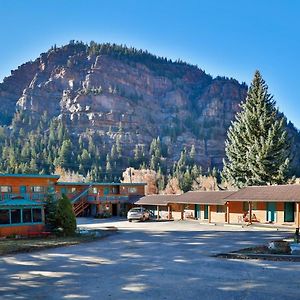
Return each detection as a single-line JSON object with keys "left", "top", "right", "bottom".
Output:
{"left": 204, "top": 205, "right": 209, "bottom": 220}
{"left": 267, "top": 202, "right": 277, "bottom": 222}
{"left": 284, "top": 202, "right": 295, "bottom": 222}
{"left": 194, "top": 204, "right": 200, "bottom": 219}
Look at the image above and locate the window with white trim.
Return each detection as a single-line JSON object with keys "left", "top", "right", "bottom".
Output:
{"left": 31, "top": 186, "right": 44, "bottom": 193}
{"left": 0, "top": 186, "right": 12, "bottom": 193}
{"left": 128, "top": 187, "right": 137, "bottom": 193}
{"left": 216, "top": 205, "right": 226, "bottom": 213}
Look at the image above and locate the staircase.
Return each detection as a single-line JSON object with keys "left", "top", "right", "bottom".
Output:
{"left": 73, "top": 197, "right": 90, "bottom": 216}
{"left": 71, "top": 186, "right": 91, "bottom": 217}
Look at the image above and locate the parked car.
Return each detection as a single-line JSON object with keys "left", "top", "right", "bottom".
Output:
{"left": 127, "top": 207, "right": 150, "bottom": 222}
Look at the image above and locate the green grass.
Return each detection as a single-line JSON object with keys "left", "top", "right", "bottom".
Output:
{"left": 0, "top": 233, "right": 113, "bottom": 256}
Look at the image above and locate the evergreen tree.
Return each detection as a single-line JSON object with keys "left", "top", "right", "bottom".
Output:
{"left": 44, "top": 194, "right": 57, "bottom": 231}
{"left": 157, "top": 167, "right": 165, "bottom": 191}
{"left": 56, "top": 194, "right": 77, "bottom": 236}
{"left": 180, "top": 168, "right": 193, "bottom": 192}
{"left": 189, "top": 144, "right": 196, "bottom": 161}
{"left": 222, "top": 71, "right": 290, "bottom": 187}
{"left": 57, "top": 139, "right": 73, "bottom": 170}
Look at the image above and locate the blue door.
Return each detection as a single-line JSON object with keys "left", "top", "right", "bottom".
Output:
{"left": 204, "top": 205, "right": 209, "bottom": 219}
{"left": 267, "top": 202, "right": 276, "bottom": 222}
{"left": 194, "top": 204, "right": 200, "bottom": 219}
{"left": 284, "top": 202, "right": 294, "bottom": 222}
{"left": 20, "top": 186, "right": 26, "bottom": 194}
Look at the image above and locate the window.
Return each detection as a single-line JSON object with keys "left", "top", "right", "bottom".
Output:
{"left": 70, "top": 187, "right": 77, "bottom": 193}
{"left": 0, "top": 186, "right": 12, "bottom": 193}
{"left": 11, "top": 209, "right": 21, "bottom": 224}
{"left": 91, "top": 187, "right": 98, "bottom": 194}
{"left": 22, "top": 209, "right": 32, "bottom": 223}
{"left": 32, "top": 208, "right": 42, "bottom": 222}
{"left": 0, "top": 210, "right": 10, "bottom": 224}
{"left": 111, "top": 187, "right": 119, "bottom": 194}
{"left": 128, "top": 187, "right": 137, "bottom": 193}
{"left": 217, "top": 205, "right": 226, "bottom": 213}
{"left": 243, "top": 202, "right": 257, "bottom": 211}
{"left": 243, "top": 202, "right": 249, "bottom": 211}
{"left": 31, "top": 186, "right": 44, "bottom": 193}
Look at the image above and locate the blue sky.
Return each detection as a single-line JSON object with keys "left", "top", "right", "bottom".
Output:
{"left": 1, "top": 0, "right": 299, "bottom": 127}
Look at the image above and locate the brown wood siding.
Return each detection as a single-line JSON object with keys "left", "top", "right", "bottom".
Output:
{"left": 0, "top": 177, "right": 57, "bottom": 194}
{"left": 0, "top": 224, "right": 44, "bottom": 237}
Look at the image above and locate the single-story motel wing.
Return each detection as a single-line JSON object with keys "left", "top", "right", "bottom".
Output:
{"left": 135, "top": 185, "right": 300, "bottom": 228}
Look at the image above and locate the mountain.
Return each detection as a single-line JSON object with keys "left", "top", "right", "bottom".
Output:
{"left": 0, "top": 41, "right": 299, "bottom": 180}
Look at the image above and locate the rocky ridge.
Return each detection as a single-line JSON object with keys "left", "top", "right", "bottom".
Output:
{"left": 1, "top": 42, "right": 297, "bottom": 174}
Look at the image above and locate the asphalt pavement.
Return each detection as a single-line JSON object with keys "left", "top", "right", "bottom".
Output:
{"left": 0, "top": 218, "right": 299, "bottom": 300}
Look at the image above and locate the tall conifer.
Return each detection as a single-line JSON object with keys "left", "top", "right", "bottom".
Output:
{"left": 222, "top": 71, "right": 290, "bottom": 187}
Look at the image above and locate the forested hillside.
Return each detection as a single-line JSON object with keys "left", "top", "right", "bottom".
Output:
{"left": 0, "top": 41, "right": 299, "bottom": 186}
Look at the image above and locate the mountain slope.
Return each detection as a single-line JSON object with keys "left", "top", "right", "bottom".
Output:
{"left": 0, "top": 41, "right": 299, "bottom": 180}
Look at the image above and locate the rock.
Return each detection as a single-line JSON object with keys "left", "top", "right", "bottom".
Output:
{"left": 268, "top": 241, "right": 291, "bottom": 254}
{"left": 290, "top": 243, "right": 300, "bottom": 255}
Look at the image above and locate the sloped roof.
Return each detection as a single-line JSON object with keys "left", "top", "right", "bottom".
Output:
{"left": 135, "top": 194, "right": 178, "bottom": 206}
{"left": 0, "top": 173, "right": 59, "bottom": 179}
{"left": 225, "top": 184, "right": 300, "bottom": 202}
{"left": 57, "top": 182, "right": 146, "bottom": 186}
{"left": 174, "top": 191, "right": 235, "bottom": 205}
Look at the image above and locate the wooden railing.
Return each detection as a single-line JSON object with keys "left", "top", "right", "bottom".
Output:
{"left": 0, "top": 193, "right": 46, "bottom": 201}
{"left": 73, "top": 197, "right": 90, "bottom": 216}
{"left": 70, "top": 186, "right": 92, "bottom": 216}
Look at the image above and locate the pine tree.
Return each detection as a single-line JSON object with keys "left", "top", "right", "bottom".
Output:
{"left": 57, "top": 139, "right": 73, "bottom": 170}
{"left": 181, "top": 167, "right": 193, "bottom": 192}
{"left": 56, "top": 194, "right": 77, "bottom": 236}
{"left": 44, "top": 194, "right": 57, "bottom": 231}
{"left": 222, "top": 71, "right": 290, "bottom": 187}
{"left": 189, "top": 144, "right": 196, "bottom": 161}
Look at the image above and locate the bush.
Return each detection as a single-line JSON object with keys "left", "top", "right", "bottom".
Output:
{"left": 56, "top": 194, "right": 77, "bottom": 236}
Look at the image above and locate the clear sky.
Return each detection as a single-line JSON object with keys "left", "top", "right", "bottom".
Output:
{"left": 1, "top": 0, "right": 299, "bottom": 127}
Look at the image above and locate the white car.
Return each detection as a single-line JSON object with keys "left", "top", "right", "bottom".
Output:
{"left": 127, "top": 207, "right": 150, "bottom": 222}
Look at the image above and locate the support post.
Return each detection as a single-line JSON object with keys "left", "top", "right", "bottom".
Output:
{"left": 208, "top": 205, "right": 211, "bottom": 223}
{"left": 249, "top": 201, "right": 252, "bottom": 224}
{"left": 168, "top": 205, "right": 171, "bottom": 220}
{"left": 181, "top": 204, "right": 184, "bottom": 220}
{"left": 296, "top": 202, "right": 300, "bottom": 229}
{"left": 226, "top": 202, "right": 230, "bottom": 224}
{"left": 157, "top": 205, "right": 160, "bottom": 220}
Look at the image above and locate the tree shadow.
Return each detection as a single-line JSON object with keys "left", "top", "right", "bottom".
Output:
{"left": 0, "top": 228, "right": 299, "bottom": 299}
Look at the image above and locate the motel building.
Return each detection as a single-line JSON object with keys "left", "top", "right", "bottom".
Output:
{"left": 56, "top": 182, "right": 146, "bottom": 217}
{"left": 135, "top": 185, "right": 300, "bottom": 228}
{"left": 0, "top": 173, "right": 146, "bottom": 237}
{"left": 0, "top": 174, "right": 59, "bottom": 237}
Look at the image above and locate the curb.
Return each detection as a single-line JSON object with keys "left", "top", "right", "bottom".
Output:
{"left": 216, "top": 252, "right": 300, "bottom": 262}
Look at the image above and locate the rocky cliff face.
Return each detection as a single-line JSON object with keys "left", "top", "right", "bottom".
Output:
{"left": 0, "top": 42, "right": 250, "bottom": 170}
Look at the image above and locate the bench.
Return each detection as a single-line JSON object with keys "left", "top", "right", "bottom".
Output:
{"left": 184, "top": 211, "right": 194, "bottom": 219}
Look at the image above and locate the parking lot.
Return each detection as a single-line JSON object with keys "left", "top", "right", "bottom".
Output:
{"left": 0, "top": 218, "right": 299, "bottom": 299}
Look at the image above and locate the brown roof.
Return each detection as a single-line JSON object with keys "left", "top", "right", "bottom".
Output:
{"left": 135, "top": 194, "right": 178, "bottom": 206}
{"left": 173, "top": 191, "right": 235, "bottom": 205}
{"left": 225, "top": 184, "right": 300, "bottom": 202}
